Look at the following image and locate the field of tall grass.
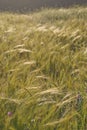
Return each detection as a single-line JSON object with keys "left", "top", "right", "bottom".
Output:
{"left": 0, "top": 7, "right": 87, "bottom": 130}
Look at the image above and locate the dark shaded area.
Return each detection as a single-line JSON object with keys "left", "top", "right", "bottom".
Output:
{"left": 0, "top": 0, "right": 87, "bottom": 12}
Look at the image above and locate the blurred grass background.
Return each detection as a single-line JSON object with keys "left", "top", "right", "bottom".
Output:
{"left": 0, "top": 7, "right": 87, "bottom": 130}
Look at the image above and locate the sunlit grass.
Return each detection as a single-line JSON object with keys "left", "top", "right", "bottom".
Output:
{"left": 0, "top": 7, "right": 87, "bottom": 130}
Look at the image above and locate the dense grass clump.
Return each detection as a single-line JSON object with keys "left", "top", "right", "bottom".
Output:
{"left": 0, "top": 7, "right": 87, "bottom": 130}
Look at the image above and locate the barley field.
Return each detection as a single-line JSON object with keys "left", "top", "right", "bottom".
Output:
{"left": 0, "top": 7, "right": 87, "bottom": 130}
